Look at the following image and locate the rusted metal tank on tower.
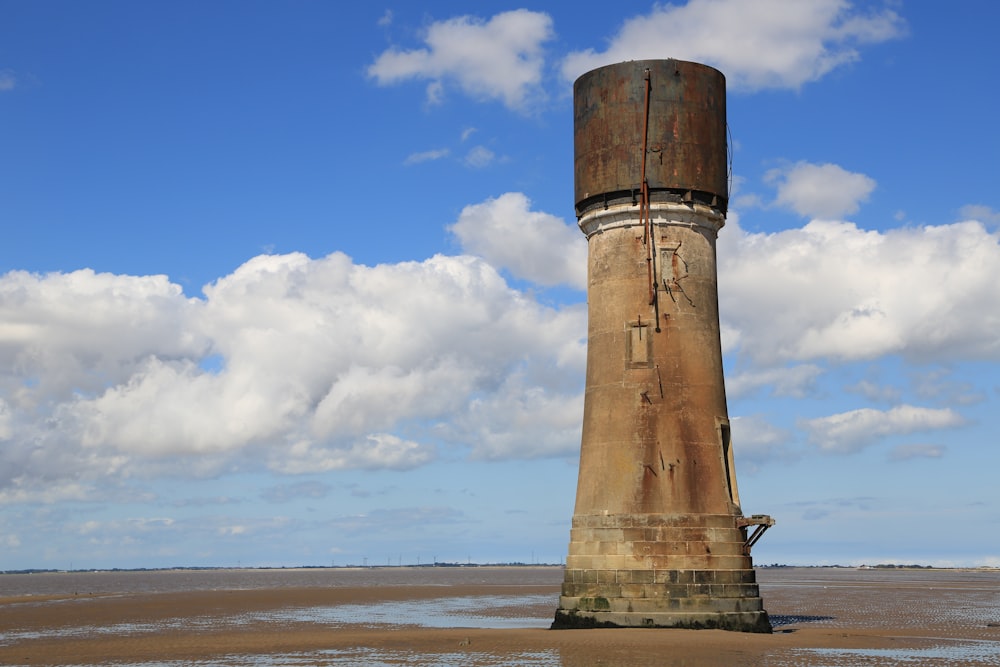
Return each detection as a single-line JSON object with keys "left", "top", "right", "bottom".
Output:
{"left": 553, "top": 59, "right": 773, "bottom": 632}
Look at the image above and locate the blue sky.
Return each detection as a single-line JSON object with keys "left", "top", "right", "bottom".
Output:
{"left": 1, "top": 0, "right": 998, "bottom": 570}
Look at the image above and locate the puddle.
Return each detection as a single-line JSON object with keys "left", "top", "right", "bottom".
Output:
{"left": 772, "top": 639, "right": 1000, "bottom": 666}
{"left": 253, "top": 593, "right": 555, "bottom": 629}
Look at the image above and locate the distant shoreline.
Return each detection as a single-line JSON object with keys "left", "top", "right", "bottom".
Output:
{"left": 4, "top": 562, "right": 998, "bottom": 576}
{"left": 1, "top": 563, "right": 567, "bottom": 576}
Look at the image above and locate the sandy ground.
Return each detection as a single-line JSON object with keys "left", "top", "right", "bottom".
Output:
{"left": 1, "top": 571, "right": 999, "bottom": 666}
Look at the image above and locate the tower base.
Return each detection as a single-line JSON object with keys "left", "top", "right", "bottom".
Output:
{"left": 553, "top": 514, "right": 773, "bottom": 633}
{"left": 552, "top": 570, "right": 772, "bottom": 633}
{"left": 552, "top": 608, "right": 771, "bottom": 632}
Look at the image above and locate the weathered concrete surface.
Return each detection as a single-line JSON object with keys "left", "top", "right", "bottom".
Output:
{"left": 555, "top": 60, "right": 770, "bottom": 632}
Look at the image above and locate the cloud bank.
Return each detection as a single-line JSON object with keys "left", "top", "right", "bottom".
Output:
{"left": 0, "top": 234, "right": 587, "bottom": 504}
{"left": 5, "top": 174, "right": 997, "bottom": 503}
{"left": 718, "top": 215, "right": 1000, "bottom": 364}
{"left": 560, "top": 0, "right": 906, "bottom": 90}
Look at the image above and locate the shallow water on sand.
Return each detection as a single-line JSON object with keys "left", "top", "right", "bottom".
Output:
{"left": 774, "top": 640, "right": 1000, "bottom": 666}
{"left": 0, "top": 593, "right": 555, "bottom": 646}
{"left": 20, "top": 650, "right": 564, "bottom": 667}
{"left": 2, "top": 567, "right": 1000, "bottom": 666}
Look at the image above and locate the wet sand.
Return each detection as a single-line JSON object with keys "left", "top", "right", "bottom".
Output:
{"left": 1, "top": 568, "right": 998, "bottom": 666}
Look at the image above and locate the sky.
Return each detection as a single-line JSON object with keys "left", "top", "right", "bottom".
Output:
{"left": 1, "top": 0, "right": 998, "bottom": 571}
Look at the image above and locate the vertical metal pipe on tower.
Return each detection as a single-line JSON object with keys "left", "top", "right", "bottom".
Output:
{"left": 552, "top": 59, "right": 774, "bottom": 632}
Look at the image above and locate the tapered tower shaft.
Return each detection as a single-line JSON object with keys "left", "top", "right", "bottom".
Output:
{"left": 553, "top": 60, "right": 772, "bottom": 632}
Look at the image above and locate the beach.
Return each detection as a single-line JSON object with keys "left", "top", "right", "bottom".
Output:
{"left": 1, "top": 566, "right": 998, "bottom": 666}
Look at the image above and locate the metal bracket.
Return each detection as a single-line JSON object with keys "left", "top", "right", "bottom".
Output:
{"left": 737, "top": 514, "right": 775, "bottom": 554}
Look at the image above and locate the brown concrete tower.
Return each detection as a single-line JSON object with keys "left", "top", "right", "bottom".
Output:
{"left": 553, "top": 60, "right": 773, "bottom": 632}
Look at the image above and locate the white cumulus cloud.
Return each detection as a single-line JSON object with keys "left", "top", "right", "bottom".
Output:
{"left": 719, "top": 212, "right": 1000, "bottom": 364}
{"left": 0, "top": 269, "right": 207, "bottom": 400}
{"left": 368, "top": 9, "right": 554, "bottom": 111}
{"left": 0, "top": 209, "right": 588, "bottom": 503}
{"left": 560, "top": 0, "right": 905, "bottom": 90}
{"left": 449, "top": 192, "right": 586, "bottom": 289}
{"left": 766, "top": 161, "right": 876, "bottom": 219}
{"left": 442, "top": 371, "right": 584, "bottom": 460}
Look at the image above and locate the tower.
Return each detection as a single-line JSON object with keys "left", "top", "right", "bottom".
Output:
{"left": 552, "top": 60, "right": 773, "bottom": 632}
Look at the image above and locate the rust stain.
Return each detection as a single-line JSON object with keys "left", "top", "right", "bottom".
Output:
{"left": 574, "top": 59, "right": 727, "bottom": 217}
